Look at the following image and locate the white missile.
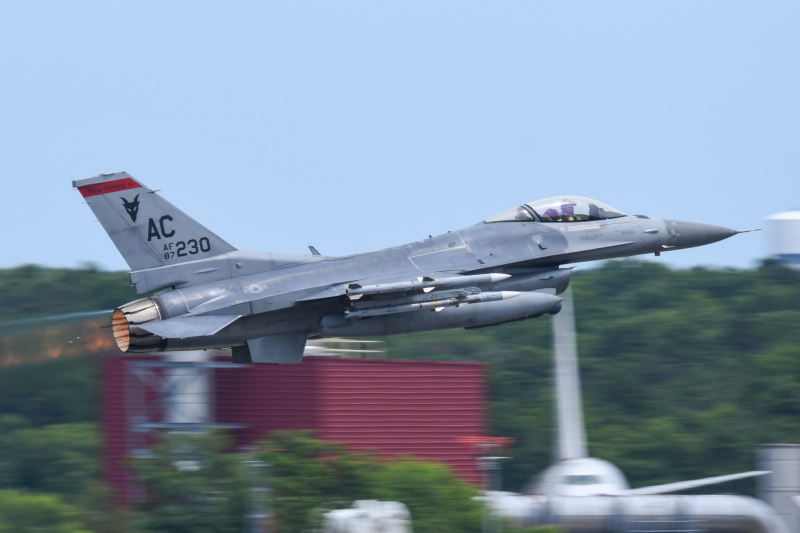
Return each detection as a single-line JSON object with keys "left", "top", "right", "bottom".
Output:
{"left": 345, "top": 291, "right": 521, "bottom": 319}
{"left": 346, "top": 273, "right": 511, "bottom": 299}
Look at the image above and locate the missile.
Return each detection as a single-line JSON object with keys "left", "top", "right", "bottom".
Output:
{"left": 346, "top": 273, "right": 511, "bottom": 299}
{"left": 320, "top": 291, "right": 564, "bottom": 337}
{"left": 345, "top": 291, "right": 521, "bottom": 319}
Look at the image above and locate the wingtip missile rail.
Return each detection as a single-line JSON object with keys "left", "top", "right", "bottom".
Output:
{"left": 346, "top": 273, "right": 511, "bottom": 299}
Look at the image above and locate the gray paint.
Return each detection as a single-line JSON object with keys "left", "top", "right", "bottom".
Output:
{"left": 74, "top": 172, "right": 748, "bottom": 364}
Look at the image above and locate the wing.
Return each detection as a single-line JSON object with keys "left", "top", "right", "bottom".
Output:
{"left": 621, "top": 471, "right": 769, "bottom": 496}
{"left": 138, "top": 315, "right": 242, "bottom": 338}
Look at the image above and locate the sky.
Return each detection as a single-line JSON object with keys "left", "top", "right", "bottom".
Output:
{"left": 1, "top": 1, "right": 798, "bottom": 272}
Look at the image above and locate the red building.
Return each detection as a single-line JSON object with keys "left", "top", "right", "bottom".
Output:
{"left": 102, "top": 354, "right": 488, "bottom": 503}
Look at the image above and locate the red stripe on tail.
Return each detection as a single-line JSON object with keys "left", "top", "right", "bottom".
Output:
{"left": 78, "top": 178, "right": 141, "bottom": 198}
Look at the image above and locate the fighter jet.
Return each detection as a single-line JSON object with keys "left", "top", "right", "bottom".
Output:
{"left": 73, "top": 172, "right": 752, "bottom": 364}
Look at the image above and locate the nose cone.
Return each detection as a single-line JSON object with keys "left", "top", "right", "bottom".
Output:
{"left": 663, "top": 219, "right": 739, "bottom": 250}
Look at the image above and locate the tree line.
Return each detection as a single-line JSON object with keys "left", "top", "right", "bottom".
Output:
{"left": 0, "top": 260, "right": 799, "bottom": 530}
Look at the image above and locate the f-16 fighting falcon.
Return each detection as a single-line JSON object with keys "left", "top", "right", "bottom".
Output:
{"left": 73, "top": 172, "right": 754, "bottom": 364}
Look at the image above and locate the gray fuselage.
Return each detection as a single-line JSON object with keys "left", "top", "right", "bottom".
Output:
{"left": 145, "top": 214, "right": 713, "bottom": 350}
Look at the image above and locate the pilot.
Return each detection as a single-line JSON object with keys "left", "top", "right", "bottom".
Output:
{"left": 542, "top": 208, "right": 560, "bottom": 221}
{"left": 560, "top": 200, "right": 577, "bottom": 222}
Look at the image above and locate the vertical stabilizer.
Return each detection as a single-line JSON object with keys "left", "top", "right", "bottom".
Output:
{"left": 73, "top": 172, "right": 236, "bottom": 272}
{"left": 553, "top": 288, "right": 588, "bottom": 461}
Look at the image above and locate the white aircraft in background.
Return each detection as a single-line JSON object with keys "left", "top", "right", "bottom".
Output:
{"left": 522, "top": 288, "right": 766, "bottom": 496}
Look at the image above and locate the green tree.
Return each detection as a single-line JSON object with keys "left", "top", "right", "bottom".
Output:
{"left": 257, "top": 430, "right": 378, "bottom": 533}
{"left": 383, "top": 260, "right": 800, "bottom": 491}
{"left": 0, "top": 264, "right": 135, "bottom": 331}
{"left": 132, "top": 431, "right": 246, "bottom": 533}
{"left": 0, "top": 357, "right": 97, "bottom": 425}
{"left": 258, "top": 431, "right": 484, "bottom": 533}
{"left": 0, "top": 489, "right": 90, "bottom": 533}
{"left": 3, "top": 261, "right": 800, "bottom": 498}
{"left": 374, "top": 459, "right": 482, "bottom": 533}
{"left": 77, "top": 481, "right": 138, "bottom": 533}
{"left": 0, "top": 419, "right": 97, "bottom": 501}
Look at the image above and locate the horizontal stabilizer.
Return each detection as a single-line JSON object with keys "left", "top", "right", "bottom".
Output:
{"left": 139, "top": 315, "right": 241, "bottom": 338}
{"left": 621, "top": 471, "right": 769, "bottom": 496}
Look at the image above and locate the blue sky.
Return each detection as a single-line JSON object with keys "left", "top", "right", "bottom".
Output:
{"left": 1, "top": 2, "right": 797, "bottom": 272}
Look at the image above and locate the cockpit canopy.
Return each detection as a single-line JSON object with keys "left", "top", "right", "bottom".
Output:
{"left": 485, "top": 196, "right": 625, "bottom": 224}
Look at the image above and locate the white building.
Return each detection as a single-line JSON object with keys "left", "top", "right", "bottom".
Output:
{"left": 767, "top": 211, "right": 800, "bottom": 269}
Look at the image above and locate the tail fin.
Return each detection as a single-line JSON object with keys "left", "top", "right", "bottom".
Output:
{"left": 552, "top": 288, "right": 588, "bottom": 461}
{"left": 73, "top": 172, "right": 236, "bottom": 271}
